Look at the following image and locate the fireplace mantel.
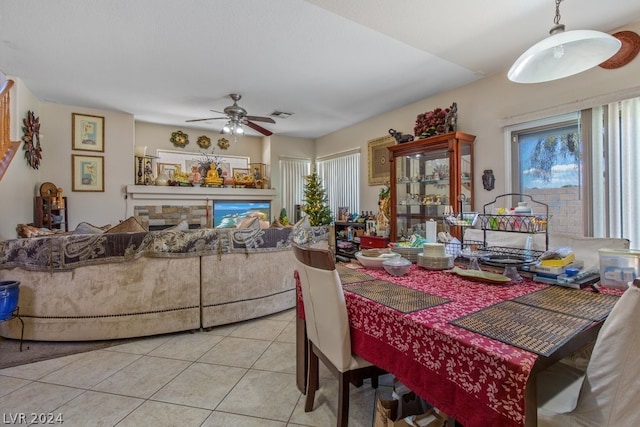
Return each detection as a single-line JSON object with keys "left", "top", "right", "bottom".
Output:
{"left": 126, "top": 185, "right": 278, "bottom": 201}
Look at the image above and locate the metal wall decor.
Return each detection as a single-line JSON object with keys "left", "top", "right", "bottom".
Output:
{"left": 197, "top": 135, "right": 211, "bottom": 149}
{"left": 22, "top": 110, "right": 42, "bottom": 169}
{"left": 217, "top": 138, "right": 230, "bottom": 150}
{"left": 170, "top": 130, "right": 189, "bottom": 148}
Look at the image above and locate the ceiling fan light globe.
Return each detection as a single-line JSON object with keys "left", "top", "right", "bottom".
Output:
{"left": 236, "top": 126, "right": 244, "bottom": 135}
{"left": 222, "top": 124, "right": 231, "bottom": 134}
{"left": 508, "top": 29, "right": 621, "bottom": 83}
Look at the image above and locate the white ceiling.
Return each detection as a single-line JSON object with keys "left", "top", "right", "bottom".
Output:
{"left": 1, "top": 0, "right": 640, "bottom": 139}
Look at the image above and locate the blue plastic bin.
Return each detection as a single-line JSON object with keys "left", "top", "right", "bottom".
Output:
{"left": 0, "top": 280, "right": 20, "bottom": 320}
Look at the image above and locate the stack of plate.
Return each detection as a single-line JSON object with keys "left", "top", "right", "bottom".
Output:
{"left": 419, "top": 243, "right": 454, "bottom": 269}
{"left": 417, "top": 251, "right": 454, "bottom": 270}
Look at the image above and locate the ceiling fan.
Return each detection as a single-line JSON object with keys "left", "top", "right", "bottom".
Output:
{"left": 186, "top": 93, "right": 275, "bottom": 136}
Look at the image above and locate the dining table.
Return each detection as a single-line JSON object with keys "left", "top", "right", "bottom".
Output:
{"left": 294, "top": 261, "right": 622, "bottom": 427}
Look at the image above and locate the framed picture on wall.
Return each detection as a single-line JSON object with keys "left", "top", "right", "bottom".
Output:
{"left": 72, "top": 113, "right": 105, "bottom": 152}
{"left": 367, "top": 135, "right": 396, "bottom": 186}
{"left": 72, "top": 154, "right": 104, "bottom": 192}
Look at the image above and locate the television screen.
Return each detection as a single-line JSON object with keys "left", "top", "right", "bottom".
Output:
{"left": 213, "top": 200, "right": 271, "bottom": 228}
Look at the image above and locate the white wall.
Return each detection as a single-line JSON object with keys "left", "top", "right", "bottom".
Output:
{"left": 0, "top": 78, "right": 41, "bottom": 239}
{"left": 316, "top": 21, "right": 640, "bottom": 218}
{"left": 36, "top": 102, "right": 135, "bottom": 229}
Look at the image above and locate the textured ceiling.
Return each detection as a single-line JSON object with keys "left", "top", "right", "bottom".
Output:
{"left": 1, "top": 0, "right": 639, "bottom": 139}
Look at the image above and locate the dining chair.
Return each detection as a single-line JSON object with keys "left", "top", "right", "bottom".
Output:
{"left": 537, "top": 278, "right": 640, "bottom": 426}
{"left": 292, "top": 243, "right": 386, "bottom": 427}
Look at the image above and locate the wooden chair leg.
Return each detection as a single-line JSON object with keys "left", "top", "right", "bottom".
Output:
{"left": 338, "top": 372, "right": 350, "bottom": 427}
{"left": 305, "top": 344, "right": 319, "bottom": 412}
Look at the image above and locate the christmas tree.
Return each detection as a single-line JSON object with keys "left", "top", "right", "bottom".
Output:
{"left": 301, "top": 171, "right": 333, "bottom": 226}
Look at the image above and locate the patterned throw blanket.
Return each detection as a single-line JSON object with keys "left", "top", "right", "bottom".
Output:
{"left": 0, "top": 226, "right": 329, "bottom": 272}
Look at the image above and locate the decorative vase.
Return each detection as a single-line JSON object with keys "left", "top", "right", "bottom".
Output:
{"left": 0, "top": 280, "right": 20, "bottom": 320}
{"left": 155, "top": 167, "right": 170, "bottom": 186}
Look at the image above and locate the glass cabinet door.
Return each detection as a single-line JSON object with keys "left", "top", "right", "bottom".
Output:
{"left": 394, "top": 148, "right": 450, "bottom": 240}
{"left": 389, "top": 132, "right": 475, "bottom": 243}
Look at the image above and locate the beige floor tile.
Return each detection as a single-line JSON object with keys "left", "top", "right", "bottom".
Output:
{"left": 202, "top": 322, "right": 240, "bottom": 337}
{"left": 230, "top": 318, "right": 289, "bottom": 341}
{"left": 289, "top": 378, "right": 377, "bottom": 427}
{"left": 265, "top": 308, "right": 296, "bottom": 322}
{"left": 152, "top": 362, "right": 246, "bottom": 410}
{"left": 92, "top": 355, "right": 190, "bottom": 398}
{"left": 202, "top": 411, "right": 287, "bottom": 426}
{"left": 217, "top": 370, "right": 301, "bottom": 422}
{"left": 0, "top": 351, "right": 87, "bottom": 381}
{"left": 55, "top": 390, "right": 143, "bottom": 426}
{"left": 198, "top": 336, "right": 270, "bottom": 368}
{"left": 106, "top": 334, "right": 173, "bottom": 355}
{"left": 254, "top": 341, "right": 297, "bottom": 374}
{"left": 117, "top": 400, "right": 211, "bottom": 427}
{"left": 0, "top": 381, "right": 83, "bottom": 415}
{"left": 148, "top": 332, "right": 224, "bottom": 361}
{"left": 275, "top": 321, "right": 297, "bottom": 343}
{"left": 0, "top": 375, "right": 31, "bottom": 398}
{"left": 39, "top": 349, "right": 140, "bottom": 388}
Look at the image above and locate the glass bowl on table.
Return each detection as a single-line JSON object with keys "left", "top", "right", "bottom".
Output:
{"left": 382, "top": 257, "right": 412, "bottom": 276}
{"left": 459, "top": 247, "right": 491, "bottom": 271}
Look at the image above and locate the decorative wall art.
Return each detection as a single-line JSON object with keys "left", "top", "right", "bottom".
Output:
{"left": 367, "top": 135, "right": 396, "bottom": 186}
{"left": 217, "top": 138, "right": 230, "bottom": 150}
{"left": 22, "top": 110, "right": 42, "bottom": 169}
{"left": 197, "top": 135, "right": 211, "bottom": 149}
{"left": 170, "top": 131, "right": 189, "bottom": 148}
{"left": 72, "top": 154, "right": 104, "bottom": 192}
{"left": 72, "top": 113, "right": 104, "bottom": 152}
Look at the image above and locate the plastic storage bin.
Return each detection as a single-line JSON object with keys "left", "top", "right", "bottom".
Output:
{"left": 599, "top": 249, "right": 640, "bottom": 289}
{"left": 0, "top": 280, "right": 20, "bottom": 320}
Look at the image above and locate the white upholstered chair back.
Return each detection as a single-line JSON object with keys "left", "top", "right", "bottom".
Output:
{"left": 538, "top": 280, "right": 640, "bottom": 426}
{"left": 573, "top": 282, "right": 640, "bottom": 424}
{"left": 293, "top": 244, "right": 353, "bottom": 372}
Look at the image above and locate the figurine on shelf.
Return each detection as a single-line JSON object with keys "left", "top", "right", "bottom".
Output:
{"left": 388, "top": 128, "right": 414, "bottom": 144}
{"left": 188, "top": 165, "right": 202, "bottom": 186}
{"left": 204, "top": 166, "right": 223, "bottom": 186}
{"left": 445, "top": 102, "right": 458, "bottom": 133}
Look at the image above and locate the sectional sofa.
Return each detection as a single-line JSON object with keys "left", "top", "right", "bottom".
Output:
{"left": 0, "top": 223, "right": 328, "bottom": 341}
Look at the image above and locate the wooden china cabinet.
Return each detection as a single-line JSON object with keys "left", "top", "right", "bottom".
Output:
{"left": 389, "top": 131, "right": 475, "bottom": 242}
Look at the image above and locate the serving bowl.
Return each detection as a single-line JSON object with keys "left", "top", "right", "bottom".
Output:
{"left": 355, "top": 251, "right": 400, "bottom": 269}
{"left": 383, "top": 257, "right": 412, "bottom": 276}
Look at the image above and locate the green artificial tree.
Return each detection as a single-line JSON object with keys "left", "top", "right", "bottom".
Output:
{"left": 301, "top": 170, "right": 333, "bottom": 226}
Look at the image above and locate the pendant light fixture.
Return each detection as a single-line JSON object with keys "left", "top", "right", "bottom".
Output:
{"left": 508, "top": 0, "right": 621, "bottom": 83}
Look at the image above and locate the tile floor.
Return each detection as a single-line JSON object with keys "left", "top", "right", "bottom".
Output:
{"left": 0, "top": 308, "right": 396, "bottom": 426}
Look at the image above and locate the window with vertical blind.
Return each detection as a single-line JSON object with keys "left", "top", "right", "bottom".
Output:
{"left": 508, "top": 96, "right": 640, "bottom": 249}
{"left": 317, "top": 149, "right": 360, "bottom": 220}
{"left": 279, "top": 157, "right": 311, "bottom": 223}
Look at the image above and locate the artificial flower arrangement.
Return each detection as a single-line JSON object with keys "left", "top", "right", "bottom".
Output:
{"left": 413, "top": 102, "right": 457, "bottom": 138}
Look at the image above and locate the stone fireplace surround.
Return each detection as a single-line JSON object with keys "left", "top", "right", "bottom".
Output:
{"left": 126, "top": 185, "right": 278, "bottom": 230}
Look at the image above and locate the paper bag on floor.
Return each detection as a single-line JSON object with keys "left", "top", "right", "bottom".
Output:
{"left": 374, "top": 398, "right": 398, "bottom": 427}
{"left": 392, "top": 409, "right": 447, "bottom": 427}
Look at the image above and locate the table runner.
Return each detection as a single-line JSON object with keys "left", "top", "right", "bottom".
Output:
{"left": 512, "top": 285, "right": 619, "bottom": 321}
{"left": 449, "top": 300, "right": 593, "bottom": 356}
{"left": 343, "top": 280, "right": 450, "bottom": 313}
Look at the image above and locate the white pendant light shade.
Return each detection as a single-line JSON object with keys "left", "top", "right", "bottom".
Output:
{"left": 508, "top": 29, "right": 621, "bottom": 83}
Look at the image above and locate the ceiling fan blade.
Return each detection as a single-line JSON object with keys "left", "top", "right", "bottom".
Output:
{"left": 245, "top": 115, "right": 276, "bottom": 124}
{"left": 244, "top": 120, "right": 273, "bottom": 136}
{"left": 186, "top": 117, "right": 226, "bottom": 123}
{"left": 209, "top": 109, "right": 226, "bottom": 115}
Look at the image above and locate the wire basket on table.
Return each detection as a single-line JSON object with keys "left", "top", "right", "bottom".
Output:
{"left": 444, "top": 212, "right": 479, "bottom": 227}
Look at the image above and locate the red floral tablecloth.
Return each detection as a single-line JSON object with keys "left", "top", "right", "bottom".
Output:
{"left": 344, "top": 265, "right": 548, "bottom": 427}
{"left": 296, "top": 264, "right": 619, "bottom": 426}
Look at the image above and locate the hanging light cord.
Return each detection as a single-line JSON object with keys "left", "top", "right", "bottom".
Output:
{"left": 554, "top": 0, "right": 561, "bottom": 26}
